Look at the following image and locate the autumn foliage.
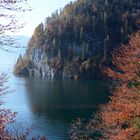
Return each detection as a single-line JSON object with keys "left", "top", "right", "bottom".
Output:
{"left": 102, "top": 32, "right": 140, "bottom": 139}
{"left": 99, "top": 31, "right": 140, "bottom": 139}
{"left": 71, "top": 31, "right": 140, "bottom": 140}
{"left": 13, "top": 55, "right": 28, "bottom": 74}
{"left": 0, "top": 73, "right": 31, "bottom": 140}
{"left": 103, "top": 31, "right": 140, "bottom": 82}
{"left": 99, "top": 84, "right": 140, "bottom": 139}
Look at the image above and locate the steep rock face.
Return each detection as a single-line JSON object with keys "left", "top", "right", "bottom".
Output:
{"left": 26, "top": 47, "right": 55, "bottom": 78}
{"left": 14, "top": 0, "right": 140, "bottom": 79}
{"left": 14, "top": 43, "right": 103, "bottom": 79}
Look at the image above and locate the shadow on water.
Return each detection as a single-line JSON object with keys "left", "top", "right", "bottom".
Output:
{"left": 7, "top": 75, "right": 110, "bottom": 139}
{"left": 23, "top": 77, "right": 110, "bottom": 121}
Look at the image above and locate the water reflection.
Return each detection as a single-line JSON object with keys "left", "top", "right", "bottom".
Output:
{"left": 3, "top": 75, "right": 110, "bottom": 139}
{"left": 24, "top": 77, "right": 109, "bottom": 121}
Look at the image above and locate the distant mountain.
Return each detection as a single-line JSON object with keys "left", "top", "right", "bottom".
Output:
{"left": 14, "top": 0, "right": 140, "bottom": 78}
{"left": 12, "top": 35, "right": 30, "bottom": 47}
{"left": 0, "top": 35, "right": 30, "bottom": 67}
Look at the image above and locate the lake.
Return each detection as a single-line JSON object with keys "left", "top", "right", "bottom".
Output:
{"left": 0, "top": 66, "right": 109, "bottom": 139}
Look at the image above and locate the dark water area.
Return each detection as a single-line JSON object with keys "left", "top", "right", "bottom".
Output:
{"left": 0, "top": 67, "right": 109, "bottom": 140}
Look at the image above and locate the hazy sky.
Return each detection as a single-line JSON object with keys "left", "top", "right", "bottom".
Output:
{"left": 0, "top": 0, "right": 75, "bottom": 66}
{"left": 16, "top": 0, "right": 75, "bottom": 36}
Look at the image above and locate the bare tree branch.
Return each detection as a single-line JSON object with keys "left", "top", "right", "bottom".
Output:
{"left": 0, "top": 0, "right": 31, "bottom": 50}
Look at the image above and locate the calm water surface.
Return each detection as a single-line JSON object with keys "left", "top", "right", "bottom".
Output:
{"left": 0, "top": 67, "right": 109, "bottom": 139}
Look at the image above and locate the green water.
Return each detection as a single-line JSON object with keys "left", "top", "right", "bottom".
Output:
{"left": 2, "top": 74, "right": 109, "bottom": 139}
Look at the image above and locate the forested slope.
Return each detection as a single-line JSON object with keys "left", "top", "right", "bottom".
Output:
{"left": 14, "top": 0, "right": 140, "bottom": 79}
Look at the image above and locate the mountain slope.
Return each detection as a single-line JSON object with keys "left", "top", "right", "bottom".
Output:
{"left": 14, "top": 0, "right": 140, "bottom": 78}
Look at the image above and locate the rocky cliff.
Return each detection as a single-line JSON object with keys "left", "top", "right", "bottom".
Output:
{"left": 14, "top": 0, "right": 140, "bottom": 79}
